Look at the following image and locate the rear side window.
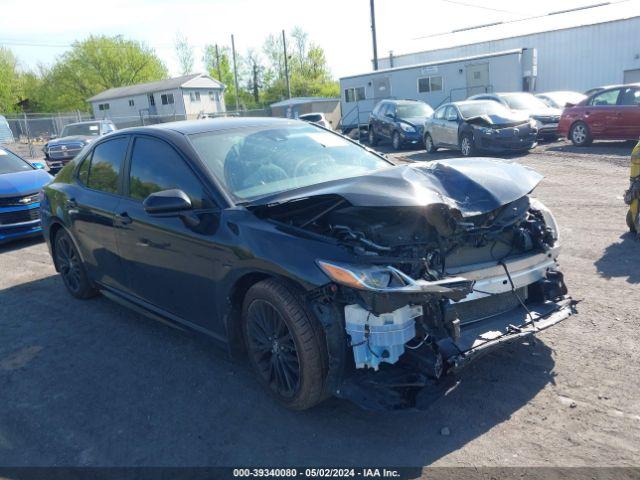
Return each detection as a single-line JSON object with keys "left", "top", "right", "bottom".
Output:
{"left": 618, "top": 87, "right": 640, "bottom": 106}
{"left": 590, "top": 89, "right": 620, "bottom": 106}
{"left": 83, "top": 137, "right": 128, "bottom": 194}
{"left": 128, "top": 137, "right": 209, "bottom": 209}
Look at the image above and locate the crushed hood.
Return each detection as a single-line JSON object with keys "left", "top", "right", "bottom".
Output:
{"left": 465, "top": 113, "right": 529, "bottom": 127}
{"left": 248, "top": 158, "right": 543, "bottom": 217}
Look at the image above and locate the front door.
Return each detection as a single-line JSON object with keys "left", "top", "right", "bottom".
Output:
{"left": 115, "top": 135, "right": 223, "bottom": 332}
{"left": 466, "top": 63, "right": 490, "bottom": 96}
{"left": 71, "top": 136, "right": 129, "bottom": 290}
{"left": 442, "top": 106, "right": 461, "bottom": 146}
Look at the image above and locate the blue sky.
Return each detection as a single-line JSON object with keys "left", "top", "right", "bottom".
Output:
{"left": 0, "top": 0, "right": 610, "bottom": 79}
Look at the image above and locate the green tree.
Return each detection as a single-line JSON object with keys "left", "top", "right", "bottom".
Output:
{"left": 39, "top": 35, "right": 167, "bottom": 111}
{"left": 174, "top": 32, "right": 194, "bottom": 75}
{"left": 0, "top": 47, "right": 22, "bottom": 112}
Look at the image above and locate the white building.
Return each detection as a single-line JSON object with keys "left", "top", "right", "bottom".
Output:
{"left": 87, "top": 73, "right": 225, "bottom": 127}
{"left": 340, "top": 2, "right": 640, "bottom": 130}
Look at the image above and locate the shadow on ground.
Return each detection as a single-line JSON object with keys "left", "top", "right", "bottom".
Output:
{"left": 0, "top": 273, "right": 558, "bottom": 467}
{"left": 545, "top": 140, "right": 633, "bottom": 158}
{"left": 594, "top": 232, "right": 640, "bottom": 284}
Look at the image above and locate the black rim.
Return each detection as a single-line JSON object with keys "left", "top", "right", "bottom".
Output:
{"left": 246, "top": 300, "right": 300, "bottom": 398}
{"left": 56, "top": 235, "right": 81, "bottom": 293}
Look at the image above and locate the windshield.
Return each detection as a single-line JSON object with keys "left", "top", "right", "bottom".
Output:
{"left": 189, "top": 123, "right": 391, "bottom": 202}
{"left": 61, "top": 123, "right": 102, "bottom": 137}
{"left": 542, "top": 92, "right": 586, "bottom": 108}
{"left": 499, "top": 93, "right": 549, "bottom": 110}
{"left": 458, "top": 101, "right": 514, "bottom": 119}
{"left": 300, "top": 114, "right": 322, "bottom": 122}
{"left": 396, "top": 103, "right": 433, "bottom": 118}
{"left": 0, "top": 148, "right": 34, "bottom": 174}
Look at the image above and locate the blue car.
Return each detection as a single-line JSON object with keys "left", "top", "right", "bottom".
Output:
{"left": 0, "top": 146, "right": 52, "bottom": 243}
{"left": 368, "top": 99, "right": 434, "bottom": 150}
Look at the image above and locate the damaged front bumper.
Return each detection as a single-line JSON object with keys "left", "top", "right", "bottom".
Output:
{"left": 317, "top": 249, "right": 576, "bottom": 409}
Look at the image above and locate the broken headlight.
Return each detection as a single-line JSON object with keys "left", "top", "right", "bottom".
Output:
{"left": 317, "top": 260, "right": 392, "bottom": 290}
{"left": 529, "top": 198, "right": 560, "bottom": 241}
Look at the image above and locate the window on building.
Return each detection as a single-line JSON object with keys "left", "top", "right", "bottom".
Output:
{"left": 190, "top": 91, "right": 201, "bottom": 102}
{"left": 128, "top": 137, "right": 208, "bottom": 208}
{"left": 161, "top": 93, "right": 175, "bottom": 105}
{"left": 417, "top": 75, "right": 443, "bottom": 94}
{"left": 344, "top": 87, "right": 365, "bottom": 103}
{"left": 83, "top": 137, "right": 128, "bottom": 194}
{"left": 128, "top": 99, "right": 135, "bottom": 107}
{"left": 148, "top": 94, "right": 156, "bottom": 107}
{"left": 209, "top": 91, "right": 217, "bottom": 101}
{"left": 98, "top": 103, "right": 110, "bottom": 111}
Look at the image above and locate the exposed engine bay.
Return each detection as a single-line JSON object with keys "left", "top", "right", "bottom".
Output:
{"left": 248, "top": 160, "right": 575, "bottom": 409}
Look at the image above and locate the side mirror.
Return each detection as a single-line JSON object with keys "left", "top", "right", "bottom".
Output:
{"left": 565, "top": 102, "right": 575, "bottom": 108}
{"left": 31, "top": 162, "right": 45, "bottom": 170}
{"left": 385, "top": 112, "right": 395, "bottom": 119}
{"left": 143, "top": 189, "right": 192, "bottom": 215}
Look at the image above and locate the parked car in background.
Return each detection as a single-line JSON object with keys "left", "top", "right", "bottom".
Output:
{"left": 40, "top": 118, "right": 573, "bottom": 410}
{"left": 0, "top": 145, "right": 52, "bottom": 243}
{"left": 368, "top": 99, "right": 434, "bottom": 150}
{"left": 43, "top": 120, "right": 116, "bottom": 174}
{"left": 468, "top": 92, "right": 562, "bottom": 140}
{"left": 624, "top": 139, "right": 640, "bottom": 233}
{"left": 536, "top": 91, "right": 587, "bottom": 109}
{"left": 584, "top": 85, "right": 617, "bottom": 97}
{"left": 424, "top": 101, "right": 538, "bottom": 156}
{"left": 559, "top": 84, "right": 640, "bottom": 146}
{"left": 298, "top": 112, "right": 332, "bottom": 129}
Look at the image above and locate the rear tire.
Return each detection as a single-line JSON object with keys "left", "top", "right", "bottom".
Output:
{"left": 570, "top": 121, "right": 592, "bottom": 147}
{"left": 242, "top": 279, "right": 327, "bottom": 410}
{"left": 627, "top": 210, "right": 637, "bottom": 233}
{"left": 368, "top": 126, "right": 378, "bottom": 146}
{"left": 54, "top": 229, "right": 97, "bottom": 299}
{"left": 424, "top": 133, "right": 438, "bottom": 153}
{"left": 392, "top": 131, "right": 402, "bottom": 150}
{"left": 460, "top": 133, "right": 475, "bottom": 157}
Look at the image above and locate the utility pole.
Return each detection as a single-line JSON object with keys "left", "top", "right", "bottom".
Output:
{"left": 214, "top": 44, "right": 222, "bottom": 81}
{"left": 231, "top": 34, "right": 240, "bottom": 111}
{"left": 282, "top": 29, "right": 291, "bottom": 99}
{"left": 370, "top": 0, "right": 379, "bottom": 70}
{"left": 252, "top": 63, "right": 259, "bottom": 104}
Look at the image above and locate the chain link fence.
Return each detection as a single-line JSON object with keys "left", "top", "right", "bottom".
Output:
{"left": 0, "top": 108, "right": 274, "bottom": 158}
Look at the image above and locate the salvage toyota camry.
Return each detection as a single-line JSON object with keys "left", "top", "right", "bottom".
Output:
{"left": 40, "top": 118, "right": 575, "bottom": 410}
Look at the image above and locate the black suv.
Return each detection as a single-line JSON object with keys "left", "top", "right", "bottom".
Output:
{"left": 368, "top": 99, "right": 434, "bottom": 150}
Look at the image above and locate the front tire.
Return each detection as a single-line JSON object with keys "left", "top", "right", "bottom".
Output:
{"left": 54, "top": 229, "right": 97, "bottom": 299}
{"left": 570, "top": 121, "right": 592, "bottom": 147}
{"left": 392, "top": 131, "right": 402, "bottom": 150}
{"left": 368, "top": 126, "right": 378, "bottom": 146}
{"left": 424, "top": 133, "right": 438, "bottom": 153}
{"left": 242, "top": 279, "right": 327, "bottom": 410}
{"left": 627, "top": 209, "right": 637, "bottom": 233}
{"left": 460, "top": 133, "right": 475, "bottom": 157}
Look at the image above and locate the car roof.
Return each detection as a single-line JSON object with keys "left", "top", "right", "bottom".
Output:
{"left": 451, "top": 99, "right": 498, "bottom": 107}
{"left": 65, "top": 120, "right": 113, "bottom": 127}
{"left": 119, "top": 117, "right": 302, "bottom": 136}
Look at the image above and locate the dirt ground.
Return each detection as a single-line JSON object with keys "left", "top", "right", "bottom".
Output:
{"left": 0, "top": 139, "right": 639, "bottom": 468}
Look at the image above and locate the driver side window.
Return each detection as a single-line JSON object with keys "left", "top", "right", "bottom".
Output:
{"left": 590, "top": 89, "right": 620, "bottom": 106}
{"left": 127, "top": 137, "right": 211, "bottom": 209}
{"left": 445, "top": 107, "right": 458, "bottom": 121}
{"left": 434, "top": 107, "right": 446, "bottom": 120}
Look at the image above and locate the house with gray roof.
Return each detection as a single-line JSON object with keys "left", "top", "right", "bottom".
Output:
{"left": 87, "top": 73, "right": 225, "bottom": 126}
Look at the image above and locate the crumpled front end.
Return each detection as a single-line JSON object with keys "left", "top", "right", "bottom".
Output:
{"left": 624, "top": 140, "right": 640, "bottom": 234}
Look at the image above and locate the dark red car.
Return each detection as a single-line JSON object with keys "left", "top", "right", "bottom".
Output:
{"left": 559, "top": 84, "right": 640, "bottom": 146}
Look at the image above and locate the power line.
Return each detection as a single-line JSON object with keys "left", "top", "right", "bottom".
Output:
{"left": 440, "top": 0, "right": 528, "bottom": 15}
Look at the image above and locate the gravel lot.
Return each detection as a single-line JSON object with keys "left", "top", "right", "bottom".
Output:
{"left": 0, "top": 139, "right": 639, "bottom": 468}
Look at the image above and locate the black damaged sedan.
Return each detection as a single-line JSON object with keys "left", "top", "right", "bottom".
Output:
{"left": 40, "top": 118, "right": 574, "bottom": 410}
{"left": 424, "top": 100, "right": 538, "bottom": 157}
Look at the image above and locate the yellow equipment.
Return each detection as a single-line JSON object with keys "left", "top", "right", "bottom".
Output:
{"left": 625, "top": 140, "right": 640, "bottom": 234}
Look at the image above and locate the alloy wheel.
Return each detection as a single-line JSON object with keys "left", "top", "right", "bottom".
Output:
{"left": 425, "top": 135, "right": 433, "bottom": 152}
{"left": 461, "top": 137, "right": 471, "bottom": 156}
{"left": 572, "top": 125, "right": 587, "bottom": 144}
{"left": 246, "top": 299, "right": 301, "bottom": 398}
{"left": 56, "top": 235, "right": 81, "bottom": 294}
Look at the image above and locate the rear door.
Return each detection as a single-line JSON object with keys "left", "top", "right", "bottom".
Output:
{"left": 585, "top": 88, "right": 622, "bottom": 138}
{"left": 71, "top": 136, "right": 129, "bottom": 290}
{"left": 115, "top": 135, "right": 223, "bottom": 331}
{"left": 615, "top": 86, "right": 640, "bottom": 139}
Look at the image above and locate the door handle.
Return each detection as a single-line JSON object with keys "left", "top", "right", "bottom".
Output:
{"left": 115, "top": 212, "right": 133, "bottom": 225}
